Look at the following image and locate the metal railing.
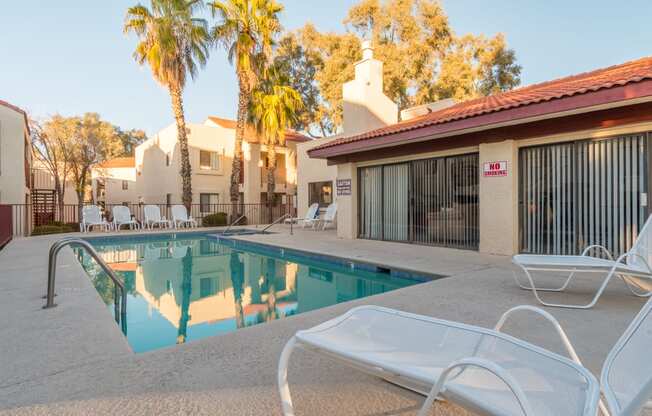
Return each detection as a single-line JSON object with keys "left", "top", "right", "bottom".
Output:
{"left": 223, "top": 214, "right": 246, "bottom": 235}
{"left": 45, "top": 238, "right": 127, "bottom": 333}
{"left": 262, "top": 213, "right": 293, "bottom": 235}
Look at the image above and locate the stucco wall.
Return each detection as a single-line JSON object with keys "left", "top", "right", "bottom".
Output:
{"left": 0, "top": 105, "right": 29, "bottom": 204}
{"left": 92, "top": 167, "right": 138, "bottom": 206}
{"left": 296, "top": 138, "right": 338, "bottom": 217}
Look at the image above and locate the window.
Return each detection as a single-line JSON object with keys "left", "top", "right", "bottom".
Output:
{"left": 308, "top": 181, "right": 333, "bottom": 208}
{"left": 200, "top": 193, "right": 219, "bottom": 213}
{"left": 166, "top": 193, "right": 172, "bottom": 207}
{"left": 165, "top": 153, "right": 171, "bottom": 166}
{"left": 199, "top": 277, "right": 218, "bottom": 298}
{"left": 122, "top": 180, "right": 128, "bottom": 190}
{"left": 200, "top": 150, "right": 220, "bottom": 170}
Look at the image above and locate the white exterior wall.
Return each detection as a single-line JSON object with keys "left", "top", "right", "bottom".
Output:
{"left": 0, "top": 105, "right": 30, "bottom": 204}
{"left": 92, "top": 166, "right": 138, "bottom": 206}
{"left": 296, "top": 138, "right": 338, "bottom": 217}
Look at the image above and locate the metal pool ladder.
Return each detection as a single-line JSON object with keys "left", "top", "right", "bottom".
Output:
{"left": 44, "top": 238, "right": 127, "bottom": 333}
{"left": 262, "top": 213, "right": 292, "bottom": 234}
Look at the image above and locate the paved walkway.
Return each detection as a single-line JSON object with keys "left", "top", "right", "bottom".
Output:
{"left": 0, "top": 227, "right": 647, "bottom": 415}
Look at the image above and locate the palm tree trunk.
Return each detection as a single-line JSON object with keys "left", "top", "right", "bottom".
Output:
{"left": 266, "top": 144, "right": 276, "bottom": 223}
{"left": 170, "top": 85, "right": 193, "bottom": 211}
{"left": 230, "top": 73, "right": 250, "bottom": 220}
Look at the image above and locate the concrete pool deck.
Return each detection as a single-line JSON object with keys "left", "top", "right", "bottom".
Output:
{"left": 0, "top": 226, "right": 648, "bottom": 415}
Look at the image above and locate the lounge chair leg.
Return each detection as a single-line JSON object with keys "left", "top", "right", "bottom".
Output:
{"left": 621, "top": 275, "right": 652, "bottom": 298}
{"left": 278, "top": 337, "right": 297, "bottom": 416}
{"left": 512, "top": 267, "right": 575, "bottom": 292}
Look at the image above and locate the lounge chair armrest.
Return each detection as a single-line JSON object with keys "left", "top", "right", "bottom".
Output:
{"left": 418, "top": 357, "right": 534, "bottom": 416}
{"left": 581, "top": 244, "right": 614, "bottom": 260}
{"left": 494, "top": 305, "right": 581, "bottom": 364}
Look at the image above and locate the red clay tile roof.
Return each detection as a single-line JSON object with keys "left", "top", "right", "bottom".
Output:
{"left": 97, "top": 157, "right": 136, "bottom": 169}
{"left": 311, "top": 56, "right": 652, "bottom": 155}
{"left": 207, "top": 116, "right": 311, "bottom": 143}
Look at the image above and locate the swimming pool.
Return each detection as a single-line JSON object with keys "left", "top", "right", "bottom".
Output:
{"left": 77, "top": 232, "right": 432, "bottom": 353}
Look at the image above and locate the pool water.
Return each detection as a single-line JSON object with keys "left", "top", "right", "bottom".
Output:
{"left": 77, "top": 233, "right": 427, "bottom": 353}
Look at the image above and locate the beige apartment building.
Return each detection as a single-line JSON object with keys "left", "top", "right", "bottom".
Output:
{"left": 92, "top": 157, "right": 138, "bottom": 206}
{"left": 0, "top": 100, "right": 31, "bottom": 205}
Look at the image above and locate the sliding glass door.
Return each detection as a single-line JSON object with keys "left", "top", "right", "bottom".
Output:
{"left": 358, "top": 153, "right": 479, "bottom": 250}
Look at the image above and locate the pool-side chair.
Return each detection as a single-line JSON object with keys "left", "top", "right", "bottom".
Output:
{"left": 112, "top": 206, "right": 140, "bottom": 231}
{"left": 279, "top": 298, "right": 652, "bottom": 416}
{"left": 171, "top": 205, "right": 197, "bottom": 229}
{"left": 144, "top": 205, "right": 171, "bottom": 230}
{"left": 306, "top": 202, "right": 337, "bottom": 230}
{"left": 512, "top": 214, "right": 652, "bottom": 309}
{"left": 284, "top": 203, "right": 319, "bottom": 228}
{"left": 80, "top": 205, "right": 111, "bottom": 232}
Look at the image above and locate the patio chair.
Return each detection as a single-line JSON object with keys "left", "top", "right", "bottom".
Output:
{"left": 309, "top": 202, "right": 337, "bottom": 230}
{"left": 144, "top": 205, "right": 171, "bottom": 230}
{"left": 278, "top": 304, "right": 607, "bottom": 416}
{"left": 171, "top": 205, "right": 198, "bottom": 229}
{"left": 112, "top": 206, "right": 140, "bottom": 231}
{"left": 80, "top": 205, "right": 110, "bottom": 232}
{"left": 284, "top": 203, "right": 319, "bottom": 228}
{"left": 512, "top": 215, "right": 652, "bottom": 309}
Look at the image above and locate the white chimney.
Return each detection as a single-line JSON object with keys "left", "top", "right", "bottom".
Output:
{"left": 342, "top": 40, "right": 398, "bottom": 136}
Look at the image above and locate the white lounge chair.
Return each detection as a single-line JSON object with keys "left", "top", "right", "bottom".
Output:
{"left": 143, "top": 205, "right": 171, "bottom": 230}
{"left": 171, "top": 205, "right": 198, "bottom": 229}
{"left": 284, "top": 203, "right": 319, "bottom": 228}
{"left": 308, "top": 202, "right": 337, "bottom": 230}
{"left": 278, "top": 304, "right": 606, "bottom": 416}
{"left": 112, "top": 205, "right": 140, "bottom": 231}
{"left": 513, "top": 215, "right": 652, "bottom": 309}
{"left": 80, "top": 205, "right": 110, "bottom": 232}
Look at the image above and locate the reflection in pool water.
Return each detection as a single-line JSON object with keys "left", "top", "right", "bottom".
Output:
{"left": 77, "top": 234, "right": 424, "bottom": 352}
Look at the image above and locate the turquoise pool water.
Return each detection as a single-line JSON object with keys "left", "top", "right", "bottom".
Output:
{"left": 77, "top": 232, "right": 428, "bottom": 353}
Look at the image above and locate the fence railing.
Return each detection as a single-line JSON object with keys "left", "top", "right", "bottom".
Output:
{"left": 6, "top": 202, "right": 295, "bottom": 238}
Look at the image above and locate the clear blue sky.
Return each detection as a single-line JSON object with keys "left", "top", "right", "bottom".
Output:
{"left": 2, "top": 0, "right": 651, "bottom": 135}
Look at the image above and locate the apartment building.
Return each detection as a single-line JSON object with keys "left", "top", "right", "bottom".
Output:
{"left": 0, "top": 100, "right": 31, "bottom": 205}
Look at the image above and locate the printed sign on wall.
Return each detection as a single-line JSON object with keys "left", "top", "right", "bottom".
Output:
{"left": 483, "top": 161, "right": 508, "bottom": 177}
{"left": 336, "top": 179, "right": 352, "bottom": 196}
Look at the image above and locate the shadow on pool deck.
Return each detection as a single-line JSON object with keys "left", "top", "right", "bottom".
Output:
{"left": 0, "top": 226, "right": 647, "bottom": 415}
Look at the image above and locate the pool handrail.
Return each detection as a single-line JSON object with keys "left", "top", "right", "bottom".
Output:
{"left": 44, "top": 237, "right": 127, "bottom": 333}
{"left": 223, "top": 214, "right": 247, "bottom": 235}
{"left": 262, "top": 213, "right": 293, "bottom": 235}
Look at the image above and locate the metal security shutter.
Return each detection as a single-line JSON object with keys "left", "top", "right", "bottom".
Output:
{"left": 519, "top": 133, "right": 649, "bottom": 255}
{"left": 358, "top": 153, "right": 479, "bottom": 250}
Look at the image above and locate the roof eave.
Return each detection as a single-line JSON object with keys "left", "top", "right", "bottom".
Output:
{"left": 309, "top": 80, "right": 652, "bottom": 159}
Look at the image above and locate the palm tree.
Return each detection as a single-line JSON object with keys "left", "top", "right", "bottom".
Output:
{"left": 124, "top": 0, "right": 210, "bottom": 210}
{"left": 208, "top": 0, "right": 283, "bottom": 218}
{"left": 250, "top": 75, "right": 302, "bottom": 221}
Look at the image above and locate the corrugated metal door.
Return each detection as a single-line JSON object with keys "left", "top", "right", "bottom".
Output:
{"left": 519, "top": 133, "right": 649, "bottom": 255}
{"left": 358, "top": 153, "right": 479, "bottom": 250}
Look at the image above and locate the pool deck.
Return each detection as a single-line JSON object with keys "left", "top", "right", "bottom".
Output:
{"left": 0, "top": 226, "right": 648, "bottom": 415}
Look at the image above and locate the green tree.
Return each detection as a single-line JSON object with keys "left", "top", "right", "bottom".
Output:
{"left": 208, "top": 0, "right": 283, "bottom": 217}
{"left": 275, "top": 0, "right": 521, "bottom": 135}
{"left": 124, "top": 0, "right": 210, "bottom": 210}
{"left": 115, "top": 127, "right": 147, "bottom": 156}
{"left": 249, "top": 68, "right": 302, "bottom": 221}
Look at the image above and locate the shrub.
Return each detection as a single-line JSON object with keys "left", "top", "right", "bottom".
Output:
{"left": 31, "top": 224, "right": 75, "bottom": 236}
{"left": 202, "top": 212, "right": 228, "bottom": 227}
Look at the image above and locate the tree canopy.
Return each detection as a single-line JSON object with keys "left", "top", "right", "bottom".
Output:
{"left": 275, "top": 0, "right": 522, "bottom": 136}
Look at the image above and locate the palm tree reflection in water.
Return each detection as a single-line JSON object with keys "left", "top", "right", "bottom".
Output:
{"left": 230, "top": 251, "right": 246, "bottom": 329}
{"left": 177, "top": 246, "right": 192, "bottom": 344}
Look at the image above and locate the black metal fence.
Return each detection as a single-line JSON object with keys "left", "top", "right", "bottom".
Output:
{"left": 7, "top": 202, "right": 295, "bottom": 238}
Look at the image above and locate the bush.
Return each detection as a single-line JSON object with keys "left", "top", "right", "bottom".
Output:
{"left": 202, "top": 212, "right": 228, "bottom": 227}
{"left": 32, "top": 224, "right": 75, "bottom": 236}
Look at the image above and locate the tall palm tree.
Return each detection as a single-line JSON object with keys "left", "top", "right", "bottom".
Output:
{"left": 250, "top": 77, "right": 302, "bottom": 221}
{"left": 208, "top": 0, "right": 283, "bottom": 217}
{"left": 124, "top": 0, "right": 210, "bottom": 210}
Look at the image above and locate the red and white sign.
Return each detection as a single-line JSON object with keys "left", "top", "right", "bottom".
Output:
{"left": 483, "top": 161, "right": 508, "bottom": 177}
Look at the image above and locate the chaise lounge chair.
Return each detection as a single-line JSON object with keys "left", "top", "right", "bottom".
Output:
{"left": 512, "top": 215, "right": 652, "bottom": 309}
{"left": 112, "top": 205, "right": 140, "bottom": 230}
{"left": 284, "top": 203, "right": 319, "bottom": 228}
{"left": 306, "top": 202, "right": 337, "bottom": 230}
{"left": 171, "top": 205, "right": 198, "bottom": 229}
{"left": 144, "top": 205, "right": 171, "bottom": 230}
{"left": 80, "top": 205, "right": 111, "bottom": 232}
{"left": 279, "top": 298, "right": 652, "bottom": 416}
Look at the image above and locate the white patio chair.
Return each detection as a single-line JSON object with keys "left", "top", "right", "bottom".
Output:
{"left": 112, "top": 206, "right": 139, "bottom": 231}
{"left": 284, "top": 203, "right": 319, "bottom": 228}
{"left": 513, "top": 215, "right": 652, "bottom": 309}
{"left": 278, "top": 304, "right": 604, "bottom": 416}
{"left": 171, "top": 205, "right": 198, "bottom": 229}
{"left": 80, "top": 205, "right": 110, "bottom": 232}
{"left": 144, "top": 205, "right": 171, "bottom": 230}
{"left": 308, "top": 202, "right": 337, "bottom": 230}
